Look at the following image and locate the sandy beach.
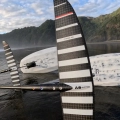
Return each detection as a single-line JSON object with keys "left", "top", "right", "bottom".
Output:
{"left": 0, "top": 46, "right": 120, "bottom": 120}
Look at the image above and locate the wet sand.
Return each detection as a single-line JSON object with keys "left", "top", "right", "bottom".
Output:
{"left": 0, "top": 47, "right": 120, "bottom": 120}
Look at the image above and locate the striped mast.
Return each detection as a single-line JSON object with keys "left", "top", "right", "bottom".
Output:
{"left": 2, "top": 41, "right": 21, "bottom": 87}
{"left": 53, "top": 0, "right": 94, "bottom": 120}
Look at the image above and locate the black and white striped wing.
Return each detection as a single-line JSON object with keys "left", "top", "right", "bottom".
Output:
{"left": 53, "top": 0, "right": 94, "bottom": 120}
{"left": 2, "top": 41, "right": 21, "bottom": 87}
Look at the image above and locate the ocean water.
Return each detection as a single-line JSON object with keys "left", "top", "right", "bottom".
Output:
{"left": 0, "top": 44, "right": 120, "bottom": 120}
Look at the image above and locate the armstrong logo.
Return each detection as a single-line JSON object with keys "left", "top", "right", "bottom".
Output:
{"left": 75, "top": 86, "right": 90, "bottom": 89}
{"left": 75, "top": 86, "right": 81, "bottom": 89}
{"left": 82, "top": 86, "right": 90, "bottom": 89}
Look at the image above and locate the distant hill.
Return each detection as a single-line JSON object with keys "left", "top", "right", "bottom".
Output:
{"left": 0, "top": 8, "right": 120, "bottom": 48}
{"left": 79, "top": 8, "right": 120, "bottom": 42}
{"left": 0, "top": 20, "right": 56, "bottom": 48}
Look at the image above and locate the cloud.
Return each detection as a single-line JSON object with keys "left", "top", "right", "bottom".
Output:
{"left": 76, "top": 0, "right": 120, "bottom": 17}
{"left": 0, "top": 0, "right": 120, "bottom": 33}
{"left": 31, "top": 2, "right": 44, "bottom": 15}
{"left": 0, "top": 0, "right": 54, "bottom": 33}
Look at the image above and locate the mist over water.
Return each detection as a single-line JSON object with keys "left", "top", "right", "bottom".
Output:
{"left": 87, "top": 42, "right": 120, "bottom": 56}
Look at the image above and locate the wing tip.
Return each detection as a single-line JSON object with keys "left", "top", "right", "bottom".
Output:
{"left": 2, "top": 41, "right": 7, "bottom": 45}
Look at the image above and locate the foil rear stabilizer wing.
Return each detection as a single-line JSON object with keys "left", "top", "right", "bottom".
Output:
{"left": 2, "top": 41, "right": 21, "bottom": 87}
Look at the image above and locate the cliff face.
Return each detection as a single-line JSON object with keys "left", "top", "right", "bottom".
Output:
{"left": 79, "top": 8, "right": 120, "bottom": 42}
{"left": 0, "top": 8, "right": 120, "bottom": 48}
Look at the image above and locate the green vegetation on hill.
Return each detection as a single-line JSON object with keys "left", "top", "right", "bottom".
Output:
{"left": 0, "top": 8, "right": 120, "bottom": 48}
{"left": 0, "top": 20, "right": 56, "bottom": 48}
{"left": 79, "top": 8, "right": 120, "bottom": 42}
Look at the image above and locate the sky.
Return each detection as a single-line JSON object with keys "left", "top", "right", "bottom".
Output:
{"left": 0, "top": 0, "right": 120, "bottom": 34}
